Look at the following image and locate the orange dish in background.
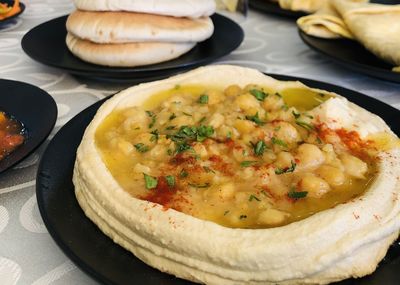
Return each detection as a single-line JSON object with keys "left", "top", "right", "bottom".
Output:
{"left": 0, "top": 0, "right": 20, "bottom": 21}
{"left": 0, "top": 111, "right": 25, "bottom": 161}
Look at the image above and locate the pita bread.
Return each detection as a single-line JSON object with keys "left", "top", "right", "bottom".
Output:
{"left": 279, "top": 0, "right": 327, "bottom": 13}
{"left": 66, "top": 10, "right": 214, "bottom": 44}
{"left": 66, "top": 33, "right": 195, "bottom": 67}
{"left": 73, "top": 0, "right": 216, "bottom": 18}
{"left": 333, "top": 0, "right": 400, "bottom": 67}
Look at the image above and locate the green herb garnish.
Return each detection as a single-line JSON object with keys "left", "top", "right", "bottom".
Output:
{"left": 198, "top": 94, "right": 209, "bottom": 104}
{"left": 245, "top": 112, "right": 265, "bottom": 126}
{"left": 199, "top": 116, "right": 207, "bottom": 124}
{"left": 240, "top": 160, "right": 258, "bottom": 167}
{"left": 296, "top": 120, "right": 314, "bottom": 131}
{"left": 224, "top": 210, "right": 230, "bottom": 216}
{"left": 288, "top": 189, "right": 308, "bottom": 199}
{"left": 165, "top": 175, "right": 175, "bottom": 187}
{"left": 134, "top": 143, "right": 150, "bottom": 153}
{"left": 146, "top": 111, "right": 156, "bottom": 129}
{"left": 292, "top": 111, "right": 301, "bottom": 119}
{"left": 249, "top": 195, "right": 261, "bottom": 202}
{"left": 253, "top": 140, "right": 267, "bottom": 156}
{"left": 197, "top": 125, "right": 214, "bottom": 142}
{"left": 203, "top": 166, "right": 215, "bottom": 173}
{"left": 275, "top": 160, "right": 296, "bottom": 175}
{"left": 180, "top": 169, "right": 189, "bottom": 178}
{"left": 250, "top": 89, "right": 267, "bottom": 101}
{"left": 143, "top": 173, "right": 158, "bottom": 189}
{"left": 169, "top": 113, "right": 177, "bottom": 121}
{"left": 183, "top": 112, "right": 192, "bottom": 117}
{"left": 150, "top": 129, "right": 159, "bottom": 142}
{"left": 227, "top": 131, "right": 232, "bottom": 139}
{"left": 281, "top": 104, "right": 289, "bottom": 111}
{"left": 271, "top": 137, "right": 287, "bottom": 148}
{"left": 165, "top": 126, "right": 176, "bottom": 130}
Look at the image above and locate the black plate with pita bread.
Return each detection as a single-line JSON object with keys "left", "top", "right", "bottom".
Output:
{"left": 299, "top": 30, "right": 400, "bottom": 83}
{"left": 21, "top": 14, "right": 244, "bottom": 81}
{"left": 36, "top": 73, "right": 399, "bottom": 285}
{"left": 249, "top": 0, "right": 307, "bottom": 18}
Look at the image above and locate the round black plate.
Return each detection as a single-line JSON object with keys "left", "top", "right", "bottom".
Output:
{"left": 299, "top": 30, "right": 400, "bottom": 84}
{"left": 0, "top": 2, "right": 25, "bottom": 26}
{"left": 21, "top": 14, "right": 244, "bottom": 81}
{"left": 249, "top": 0, "right": 307, "bottom": 18}
{"left": 0, "top": 79, "right": 57, "bottom": 174}
{"left": 36, "top": 74, "right": 400, "bottom": 285}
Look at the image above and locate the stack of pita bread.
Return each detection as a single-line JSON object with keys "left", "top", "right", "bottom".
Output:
{"left": 297, "top": 0, "right": 400, "bottom": 71}
{"left": 66, "top": 0, "right": 216, "bottom": 67}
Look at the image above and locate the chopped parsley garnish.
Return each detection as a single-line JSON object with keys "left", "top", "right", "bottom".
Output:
{"left": 146, "top": 111, "right": 156, "bottom": 129}
{"left": 143, "top": 173, "right": 158, "bottom": 189}
{"left": 253, "top": 140, "right": 267, "bottom": 156}
{"left": 199, "top": 116, "right": 207, "bottom": 124}
{"left": 292, "top": 110, "right": 301, "bottom": 119}
{"left": 198, "top": 94, "right": 209, "bottom": 104}
{"left": 169, "top": 113, "right": 177, "bottom": 121}
{"left": 274, "top": 126, "right": 281, "bottom": 132}
{"left": 249, "top": 195, "right": 261, "bottom": 202}
{"left": 304, "top": 113, "right": 314, "bottom": 119}
{"left": 296, "top": 120, "right": 314, "bottom": 131}
{"left": 168, "top": 125, "right": 214, "bottom": 149}
{"left": 281, "top": 104, "right": 289, "bottom": 111}
{"left": 165, "top": 175, "right": 175, "bottom": 187}
{"left": 239, "top": 215, "right": 247, "bottom": 220}
{"left": 183, "top": 112, "right": 192, "bottom": 117}
{"left": 316, "top": 137, "right": 322, "bottom": 144}
{"left": 250, "top": 89, "right": 267, "bottom": 101}
{"left": 271, "top": 137, "right": 287, "bottom": 148}
{"left": 224, "top": 210, "right": 230, "bottom": 216}
{"left": 203, "top": 166, "right": 215, "bottom": 173}
{"left": 288, "top": 189, "right": 308, "bottom": 199}
{"left": 189, "top": 182, "right": 210, "bottom": 188}
{"left": 197, "top": 125, "right": 214, "bottom": 142}
{"left": 275, "top": 92, "right": 282, "bottom": 98}
{"left": 167, "top": 149, "right": 174, "bottom": 156}
{"left": 275, "top": 160, "right": 296, "bottom": 175}
{"left": 245, "top": 112, "right": 265, "bottom": 126}
{"left": 134, "top": 143, "right": 149, "bottom": 153}
{"left": 227, "top": 131, "right": 232, "bottom": 139}
{"left": 240, "top": 160, "right": 258, "bottom": 167}
{"left": 176, "top": 142, "right": 192, "bottom": 153}
{"left": 180, "top": 169, "right": 189, "bottom": 178}
{"left": 150, "top": 129, "right": 159, "bottom": 142}
{"left": 165, "top": 126, "right": 176, "bottom": 130}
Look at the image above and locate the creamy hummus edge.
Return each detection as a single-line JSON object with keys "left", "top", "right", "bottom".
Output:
{"left": 73, "top": 65, "right": 400, "bottom": 284}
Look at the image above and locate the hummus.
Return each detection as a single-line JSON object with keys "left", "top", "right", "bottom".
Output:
{"left": 73, "top": 65, "right": 400, "bottom": 284}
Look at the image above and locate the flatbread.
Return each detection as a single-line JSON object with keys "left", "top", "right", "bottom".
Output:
{"left": 65, "top": 33, "right": 195, "bottom": 67}
{"left": 333, "top": 0, "right": 400, "bottom": 67}
{"left": 73, "top": 0, "right": 216, "bottom": 18}
{"left": 66, "top": 10, "right": 214, "bottom": 44}
{"left": 279, "top": 0, "right": 327, "bottom": 13}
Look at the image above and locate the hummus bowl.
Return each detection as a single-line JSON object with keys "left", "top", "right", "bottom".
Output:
{"left": 72, "top": 65, "right": 400, "bottom": 284}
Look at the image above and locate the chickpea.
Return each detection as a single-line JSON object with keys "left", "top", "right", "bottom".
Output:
{"left": 340, "top": 154, "right": 368, "bottom": 179}
{"left": 257, "top": 208, "right": 289, "bottom": 226}
{"left": 273, "top": 122, "right": 301, "bottom": 145}
{"left": 234, "top": 119, "right": 255, "bottom": 134}
{"left": 122, "top": 109, "right": 149, "bottom": 132}
{"left": 234, "top": 93, "right": 260, "bottom": 113}
{"left": 299, "top": 173, "right": 330, "bottom": 198}
{"left": 133, "top": 163, "right": 150, "bottom": 174}
{"left": 207, "top": 90, "right": 224, "bottom": 105}
{"left": 224, "top": 84, "right": 242, "bottom": 97}
{"left": 316, "top": 165, "right": 346, "bottom": 187}
{"left": 217, "top": 182, "right": 236, "bottom": 199}
{"left": 209, "top": 113, "right": 225, "bottom": 129}
{"left": 262, "top": 94, "right": 284, "bottom": 111}
{"left": 149, "top": 145, "right": 168, "bottom": 160}
{"left": 192, "top": 143, "right": 208, "bottom": 158}
{"left": 296, "top": 143, "right": 325, "bottom": 170}
{"left": 275, "top": 151, "right": 295, "bottom": 170}
{"left": 173, "top": 115, "right": 194, "bottom": 127}
{"left": 117, "top": 139, "right": 134, "bottom": 156}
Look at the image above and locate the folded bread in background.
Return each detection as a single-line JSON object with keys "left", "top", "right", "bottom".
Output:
{"left": 278, "top": 0, "right": 327, "bottom": 13}
{"left": 66, "top": 0, "right": 216, "bottom": 67}
{"left": 298, "top": 0, "right": 400, "bottom": 71}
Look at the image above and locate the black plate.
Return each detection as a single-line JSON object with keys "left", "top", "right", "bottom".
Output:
{"left": 299, "top": 30, "right": 400, "bottom": 83}
{"left": 249, "top": 0, "right": 307, "bottom": 18}
{"left": 0, "top": 2, "right": 25, "bottom": 26}
{"left": 36, "top": 74, "right": 399, "bottom": 285}
{"left": 21, "top": 14, "right": 244, "bottom": 81}
{"left": 0, "top": 79, "right": 57, "bottom": 174}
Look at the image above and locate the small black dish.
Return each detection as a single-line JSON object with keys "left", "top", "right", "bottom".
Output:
{"left": 0, "top": 2, "right": 25, "bottom": 26}
{"left": 299, "top": 30, "right": 400, "bottom": 83}
{"left": 36, "top": 74, "right": 399, "bottom": 285}
{"left": 0, "top": 79, "right": 57, "bottom": 173}
{"left": 21, "top": 14, "right": 244, "bottom": 81}
{"left": 249, "top": 0, "right": 307, "bottom": 19}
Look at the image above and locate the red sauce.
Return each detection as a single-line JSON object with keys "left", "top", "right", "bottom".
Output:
{"left": 0, "top": 111, "right": 25, "bottom": 161}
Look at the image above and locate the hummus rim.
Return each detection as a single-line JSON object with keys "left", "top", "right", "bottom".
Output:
{"left": 73, "top": 65, "right": 400, "bottom": 284}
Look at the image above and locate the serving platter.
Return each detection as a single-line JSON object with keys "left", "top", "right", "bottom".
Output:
{"left": 21, "top": 14, "right": 244, "bottom": 81}
{"left": 36, "top": 74, "right": 400, "bottom": 285}
{"left": 299, "top": 30, "right": 400, "bottom": 83}
{"left": 0, "top": 2, "right": 25, "bottom": 26}
{"left": 0, "top": 79, "right": 57, "bottom": 174}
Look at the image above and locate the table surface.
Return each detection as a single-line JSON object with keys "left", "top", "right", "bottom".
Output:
{"left": 1, "top": 1, "right": 399, "bottom": 284}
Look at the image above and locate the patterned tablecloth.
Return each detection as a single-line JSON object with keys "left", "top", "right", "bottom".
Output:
{"left": 0, "top": 1, "right": 399, "bottom": 284}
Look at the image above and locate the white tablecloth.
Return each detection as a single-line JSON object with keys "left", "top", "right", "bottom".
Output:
{"left": 0, "top": 1, "right": 399, "bottom": 284}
